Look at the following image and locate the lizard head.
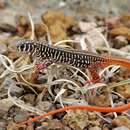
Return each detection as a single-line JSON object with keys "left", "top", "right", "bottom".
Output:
{"left": 16, "top": 39, "right": 36, "bottom": 54}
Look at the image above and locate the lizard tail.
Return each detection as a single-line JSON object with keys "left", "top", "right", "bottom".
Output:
{"left": 109, "top": 57, "right": 130, "bottom": 69}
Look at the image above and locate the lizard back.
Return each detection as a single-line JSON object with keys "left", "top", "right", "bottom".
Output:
{"left": 17, "top": 39, "right": 109, "bottom": 68}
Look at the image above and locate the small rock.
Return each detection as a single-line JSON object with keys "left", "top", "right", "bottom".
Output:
{"left": 78, "top": 21, "right": 97, "bottom": 32}
{"left": 106, "top": 17, "right": 120, "bottom": 30}
{"left": 90, "top": 94, "right": 110, "bottom": 107}
{"left": 115, "top": 36, "right": 128, "bottom": 44}
{"left": 49, "top": 23, "right": 68, "bottom": 42}
{"left": 116, "top": 84, "right": 130, "bottom": 98}
{"left": 7, "top": 39, "right": 17, "bottom": 52}
{"left": 23, "top": 93, "right": 35, "bottom": 104}
{"left": 0, "top": 0, "right": 6, "bottom": 9}
{"left": 120, "top": 45, "right": 130, "bottom": 53}
{"left": 110, "top": 27, "right": 130, "bottom": 40}
{"left": 0, "top": 33, "right": 10, "bottom": 40}
{"left": 112, "top": 126, "right": 129, "bottom": 130}
{"left": 62, "top": 110, "right": 89, "bottom": 130}
{"left": 0, "top": 119, "right": 7, "bottom": 130}
{"left": 22, "top": 71, "right": 39, "bottom": 85}
{"left": 0, "top": 24, "right": 17, "bottom": 33}
{"left": 10, "top": 85, "right": 24, "bottom": 97}
{"left": 47, "top": 119, "right": 63, "bottom": 130}
{"left": 120, "top": 13, "right": 130, "bottom": 27}
{"left": 23, "top": 30, "right": 32, "bottom": 38}
{"left": 16, "top": 15, "right": 30, "bottom": 37}
{"left": 36, "top": 101, "right": 53, "bottom": 112}
{"left": 17, "top": 26, "right": 26, "bottom": 35}
{"left": 62, "top": 126, "right": 71, "bottom": 130}
{"left": 7, "top": 39, "right": 21, "bottom": 59}
{"left": 113, "top": 36, "right": 128, "bottom": 49}
{"left": 41, "top": 10, "right": 76, "bottom": 42}
{"left": 0, "top": 98, "right": 13, "bottom": 116}
{"left": 8, "top": 52, "right": 20, "bottom": 60}
{"left": 26, "top": 125, "right": 34, "bottom": 130}
{"left": 42, "top": 10, "right": 66, "bottom": 25}
{"left": 112, "top": 116, "right": 130, "bottom": 129}
{"left": 7, "top": 121, "right": 26, "bottom": 130}
{"left": 82, "top": 26, "right": 106, "bottom": 48}
{"left": 88, "top": 111, "right": 97, "bottom": 120}
{"left": 89, "top": 126, "right": 101, "bottom": 130}
{"left": 14, "top": 111, "right": 29, "bottom": 122}
{"left": 35, "top": 23, "right": 46, "bottom": 38}
{"left": 16, "top": 15, "right": 29, "bottom": 27}
{"left": 102, "top": 123, "right": 112, "bottom": 130}
{"left": 0, "top": 44, "right": 7, "bottom": 54}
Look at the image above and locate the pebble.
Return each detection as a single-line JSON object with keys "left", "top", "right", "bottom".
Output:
{"left": 0, "top": 98, "right": 13, "bottom": 116}
{"left": 36, "top": 101, "right": 53, "bottom": 111}
{"left": 112, "top": 126, "right": 129, "bottom": 130}
{"left": 14, "top": 111, "right": 29, "bottom": 122}
{"left": 89, "top": 126, "right": 101, "bottom": 130}
{"left": 0, "top": 44, "right": 7, "bottom": 54}
{"left": 0, "top": 119, "right": 6, "bottom": 130}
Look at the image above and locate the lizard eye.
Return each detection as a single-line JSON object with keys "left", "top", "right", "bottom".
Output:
{"left": 17, "top": 39, "right": 30, "bottom": 52}
{"left": 16, "top": 39, "right": 35, "bottom": 53}
{"left": 20, "top": 44, "right": 25, "bottom": 51}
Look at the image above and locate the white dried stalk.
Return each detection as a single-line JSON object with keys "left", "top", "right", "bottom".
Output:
{"left": 16, "top": 82, "right": 38, "bottom": 95}
{"left": 93, "top": 28, "right": 111, "bottom": 54}
{"left": 41, "top": 22, "right": 52, "bottom": 45}
{"left": 54, "top": 88, "right": 66, "bottom": 102}
{"left": 19, "top": 74, "right": 42, "bottom": 90}
{"left": 82, "top": 83, "right": 107, "bottom": 93}
{"left": 8, "top": 82, "right": 44, "bottom": 115}
{"left": 0, "top": 54, "right": 34, "bottom": 74}
{"left": 54, "top": 39, "right": 80, "bottom": 46}
{"left": 28, "top": 12, "right": 35, "bottom": 40}
{"left": 109, "top": 93, "right": 117, "bottom": 118}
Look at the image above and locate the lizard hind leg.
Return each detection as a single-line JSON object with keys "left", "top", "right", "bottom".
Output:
{"left": 83, "top": 63, "right": 101, "bottom": 96}
{"left": 35, "top": 58, "right": 53, "bottom": 72}
{"left": 84, "top": 67, "right": 100, "bottom": 86}
{"left": 85, "top": 60, "right": 106, "bottom": 85}
{"left": 87, "top": 58, "right": 110, "bottom": 84}
{"left": 87, "top": 67, "right": 100, "bottom": 84}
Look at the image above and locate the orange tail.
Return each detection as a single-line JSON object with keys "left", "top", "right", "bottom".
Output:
{"left": 109, "top": 57, "right": 130, "bottom": 69}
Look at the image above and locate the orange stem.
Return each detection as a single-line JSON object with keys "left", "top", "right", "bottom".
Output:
{"left": 18, "top": 103, "right": 130, "bottom": 125}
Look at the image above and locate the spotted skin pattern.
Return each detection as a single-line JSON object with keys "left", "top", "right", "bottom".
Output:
{"left": 17, "top": 39, "right": 110, "bottom": 82}
{"left": 17, "top": 40, "right": 109, "bottom": 67}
